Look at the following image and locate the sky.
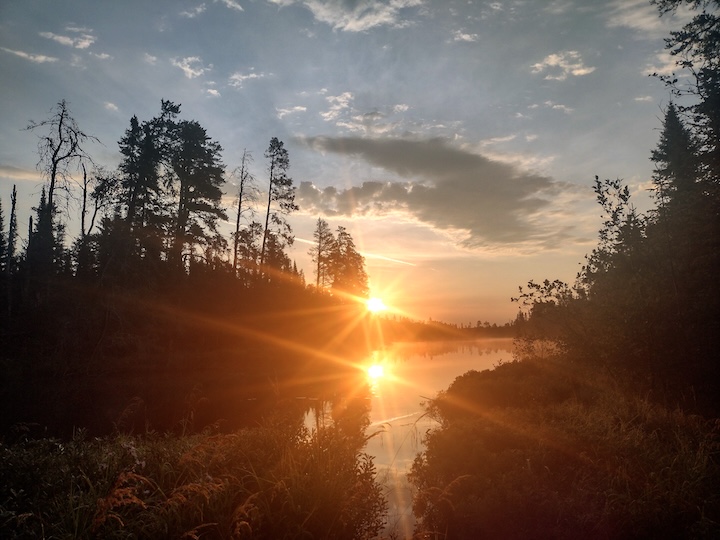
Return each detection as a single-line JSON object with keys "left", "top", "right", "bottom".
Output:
{"left": 0, "top": 0, "right": 691, "bottom": 324}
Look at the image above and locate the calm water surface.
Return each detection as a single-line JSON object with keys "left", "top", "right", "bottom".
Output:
{"left": 354, "top": 338, "right": 515, "bottom": 538}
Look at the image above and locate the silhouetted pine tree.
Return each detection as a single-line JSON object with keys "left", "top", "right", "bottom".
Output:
{"left": 330, "top": 226, "right": 369, "bottom": 299}
{"left": 261, "top": 138, "right": 297, "bottom": 269}
{"left": 308, "top": 218, "right": 335, "bottom": 289}
{"left": 169, "top": 119, "right": 227, "bottom": 271}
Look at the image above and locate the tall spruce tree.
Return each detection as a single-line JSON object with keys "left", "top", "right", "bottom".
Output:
{"left": 308, "top": 218, "right": 335, "bottom": 289}
{"left": 169, "top": 119, "right": 227, "bottom": 270}
{"left": 260, "top": 138, "right": 297, "bottom": 268}
{"left": 651, "top": 103, "right": 700, "bottom": 212}
{"left": 7, "top": 185, "right": 17, "bottom": 274}
{"left": 331, "top": 226, "right": 368, "bottom": 298}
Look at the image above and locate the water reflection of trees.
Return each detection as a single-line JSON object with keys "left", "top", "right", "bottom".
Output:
{"left": 387, "top": 338, "right": 514, "bottom": 361}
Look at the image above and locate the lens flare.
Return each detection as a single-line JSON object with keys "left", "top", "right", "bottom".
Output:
{"left": 367, "top": 364, "right": 384, "bottom": 379}
{"left": 366, "top": 297, "right": 387, "bottom": 313}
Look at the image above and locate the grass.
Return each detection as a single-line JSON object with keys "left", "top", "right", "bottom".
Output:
{"left": 0, "top": 407, "right": 387, "bottom": 539}
{"left": 409, "top": 351, "right": 720, "bottom": 539}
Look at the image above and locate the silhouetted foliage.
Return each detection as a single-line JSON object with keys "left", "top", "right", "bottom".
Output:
{"left": 331, "top": 226, "right": 369, "bottom": 299}
{"left": 409, "top": 359, "right": 720, "bottom": 539}
{"left": 230, "top": 149, "right": 258, "bottom": 274}
{"left": 513, "top": 1, "right": 720, "bottom": 413}
{"left": 309, "top": 217, "right": 335, "bottom": 289}
{"left": 260, "top": 137, "right": 297, "bottom": 270}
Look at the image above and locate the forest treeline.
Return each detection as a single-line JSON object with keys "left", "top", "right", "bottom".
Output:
{"left": 0, "top": 97, "right": 508, "bottom": 436}
{"left": 511, "top": 1, "right": 720, "bottom": 414}
{"left": 410, "top": 2, "right": 720, "bottom": 537}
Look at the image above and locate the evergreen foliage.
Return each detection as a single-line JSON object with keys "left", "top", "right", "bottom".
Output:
{"left": 513, "top": 1, "right": 720, "bottom": 413}
{"left": 331, "top": 226, "right": 369, "bottom": 299}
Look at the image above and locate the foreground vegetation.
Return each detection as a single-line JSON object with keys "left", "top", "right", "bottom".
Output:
{"left": 409, "top": 351, "right": 720, "bottom": 539}
{"left": 0, "top": 400, "right": 386, "bottom": 540}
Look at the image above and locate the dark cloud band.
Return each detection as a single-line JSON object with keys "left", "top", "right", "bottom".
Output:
{"left": 297, "top": 136, "right": 569, "bottom": 248}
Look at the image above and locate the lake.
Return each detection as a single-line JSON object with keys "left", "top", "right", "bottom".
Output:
{"left": 307, "top": 338, "right": 516, "bottom": 539}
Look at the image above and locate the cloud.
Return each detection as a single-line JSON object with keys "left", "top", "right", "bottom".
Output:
{"left": 104, "top": 102, "right": 119, "bottom": 111}
{"left": 544, "top": 100, "right": 574, "bottom": 114}
{"left": 0, "top": 164, "right": 42, "bottom": 182}
{"left": 642, "top": 50, "right": 677, "bottom": 76}
{"left": 277, "top": 106, "right": 307, "bottom": 118}
{"left": 1, "top": 47, "right": 58, "bottom": 63}
{"left": 144, "top": 53, "right": 158, "bottom": 65}
{"left": 90, "top": 52, "right": 112, "bottom": 60}
{"left": 228, "top": 70, "right": 267, "bottom": 87}
{"left": 65, "top": 25, "right": 92, "bottom": 33}
{"left": 526, "top": 100, "right": 574, "bottom": 114}
{"left": 272, "top": 0, "right": 423, "bottom": 32}
{"left": 172, "top": 56, "right": 211, "bottom": 78}
{"left": 39, "top": 30, "right": 96, "bottom": 49}
{"left": 605, "top": 0, "right": 692, "bottom": 38}
{"left": 482, "top": 134, "right": 517, "bottom": 146}
{"left": 321, "top": 91, "right": 354, "bottom": 121}
{"left": 215, "top": 0, "right": 244, "bottom": 11}
{"left": 634, "top": 95, "right": 653, "bottom": 102}
{"left": 296, "top": 136, "right": 571, "bottom": 248}
{"left": 452, "top": 29, "right": 479, "bottom": 43}
{"left": 206, "top": 88, "right": 221, "bottom": 97}
{"left": 180, "top": 3, "right": 207, "bottom": 17}
{"left": 318, "top": 94, "right": 403, "bottom": 134}
{"left": 531, "top": 50, "right": 595, "bottom": 81}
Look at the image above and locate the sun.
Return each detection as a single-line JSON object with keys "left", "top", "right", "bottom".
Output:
{"left": 367, "top": 364, "right": 384, "bottom": 379}
{"left": 366, "top": 297, "right": 387, "bottom": 313}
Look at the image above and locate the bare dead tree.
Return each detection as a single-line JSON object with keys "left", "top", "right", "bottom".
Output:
{"left": 231, "top": 149, "right": 259, "bottom": 271}
{"left": 26, "top": 99, "right": 99, "bottom": 217}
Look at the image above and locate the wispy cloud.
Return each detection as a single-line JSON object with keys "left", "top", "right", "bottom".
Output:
{"left": 180, "top": 3, "right": 207, "bottom": 17}
{"left": 90, "top": 52, "right": 112, "bottom": 60}
{"left": 1, "top": 47, "right": 58, "bottom": 63}
{"left": 634, "top": 95, "right": 653, "bottom": 102}
{"left": 276, "top": 106, "right": 307, "bottom": 118}
{"left": 526, "top": 100, "right": 574, "bottom": 114}
{"left": 39, "top": 29, "right": 96, "bottom": 49}
{"left": 642, "top": 50, "right": 677, "bottom": 76}
{"left": 297, "top": 136, "right": 573, "bottom": 249}
{"left": 480, "top": 134, "right": 517, "bottom": 146}
{"left": 321, "top": 91, "right": 354, "bottom": 121}
{"left": 531, "top": 50, "right": 595, "bottom": 81}
{"left": 451, "top": 29, "right": 479, "bottom": 43}
{"left": 144, "top": 53, "right": 158, "bottom": 65}
{"left": 544, "top": 100, "right": 574, "bottom": 114}
{"left": 104, "top": 102, "right": 119, "bottom": 111}
{"left": 0, "top": 164, "right": 43, "bottom": 182}
{"left": 271, "top": 0, "right": 423, "bottom": 32}
{"left": 172, "top": 56, "right": 211, "bottom": 78}
{"left": 215, "top": 0, "right": 244, "bottom": 11}
{"left": 206, "top": 88, "right": 221, "bottom": 97}
{"left": 228, "top": 70, "right": 267, "bottom": 88}
{"left": 605, "top": 0, "right": 692, "bottom": 39}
